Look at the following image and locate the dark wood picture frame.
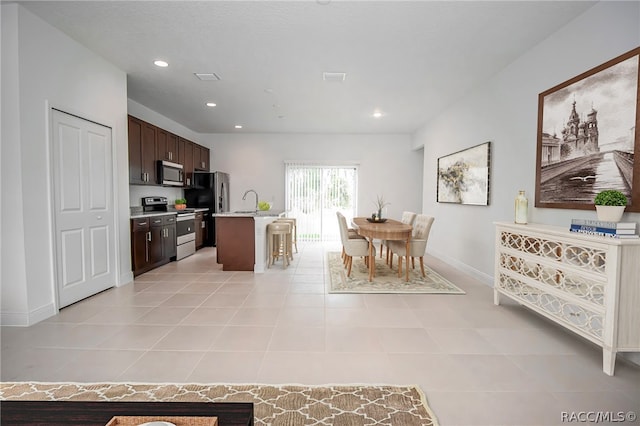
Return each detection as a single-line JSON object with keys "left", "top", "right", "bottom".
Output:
{"left": 535, "top": 47, "right": 640, "bottom": 212}
{"left": 437, "top": 141, "right": 491, "bottom": 205}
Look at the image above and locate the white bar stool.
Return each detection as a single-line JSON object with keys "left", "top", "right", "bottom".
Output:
{"left": 274, "top": 218, "right": 296, "bottom": 259}
{"left": 267, "top": 222, "right": 292, "bottom": 268}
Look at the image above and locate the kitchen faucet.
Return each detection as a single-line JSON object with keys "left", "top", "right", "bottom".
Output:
{"left": 242, "top": 189, "right": 259, "bottom": 211}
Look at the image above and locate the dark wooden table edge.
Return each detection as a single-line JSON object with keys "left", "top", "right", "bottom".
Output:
{"left": 0, "top": 400, "right": 254, "bottom": 426}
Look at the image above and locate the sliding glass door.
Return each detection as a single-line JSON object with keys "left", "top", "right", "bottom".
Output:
{"left": 285, "top": 163, "right": 358, "bottom": 241}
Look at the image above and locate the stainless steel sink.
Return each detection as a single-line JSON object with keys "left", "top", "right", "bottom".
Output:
{"left": 234, "top": 210, "right": 257, "bottom": 214}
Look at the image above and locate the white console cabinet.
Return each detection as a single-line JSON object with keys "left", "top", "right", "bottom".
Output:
{"left": 494, "top": 222, "right": 640, "bottom": 375}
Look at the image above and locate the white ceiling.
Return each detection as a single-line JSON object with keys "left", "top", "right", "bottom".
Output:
{"left": 18, "top": 1, "right": 597, "bottom": 134}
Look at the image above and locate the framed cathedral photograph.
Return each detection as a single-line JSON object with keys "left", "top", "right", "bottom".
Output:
{"left": 535, "top": 46, "right": 640, "bottom": 212}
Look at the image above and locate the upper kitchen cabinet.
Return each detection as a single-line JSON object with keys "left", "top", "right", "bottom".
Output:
{"left": 157, "top": 128, "right": 179, "bottom": 163}
{"left": 128, "top": 115, "right": 157, "bottom": 185}
{"left": 128, "top": 114, "right": 209, "bottom": 186}
{"left": 194, "top": 144, "right": 210, "bottom": 171}
{"left": 179, "top": 137, "right": 194, "bottom": 186}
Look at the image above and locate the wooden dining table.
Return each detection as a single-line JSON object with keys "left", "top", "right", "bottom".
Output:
{"left": 352, "top": 217, "right": 412, "bottom": 282}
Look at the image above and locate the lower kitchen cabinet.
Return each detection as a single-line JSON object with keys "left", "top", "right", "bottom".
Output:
{"left": 163, "top": 215, "right": 177, "bottom": 259}
{"left": 131, "top": 218, "right": 151, "bottom": 276}
{"left": 149, "top": 217, "right": 165, "bottom": 265}
{"left": 195, "top": 211, "right": 207, "bottom": 249}
{"left": 131, "top": 215, "right": 177, "bottom": 276}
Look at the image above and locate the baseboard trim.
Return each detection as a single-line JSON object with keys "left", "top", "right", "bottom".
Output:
{"left": 119, "top": 271, "right": 134, "bottom": 287}
{"left": 429, "top": 249, "right": 494, "bottom": 287}
{"left": 29, "top": 302, "right": 56, "bottom": 324}
{"left": 0, "top": 311, "right": 29, "bottom": 327}
{"left": 1, "top": 302, "right": 56, "bottom": 326}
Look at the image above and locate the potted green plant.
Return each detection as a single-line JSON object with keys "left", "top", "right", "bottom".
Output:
{"left": 594, "top": 189, "right": 627, "bottom": 222}
{"left": 175, "top": 198, "right": 187, "bottom": 210}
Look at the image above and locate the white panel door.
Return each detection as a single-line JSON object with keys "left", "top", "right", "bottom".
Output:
{"left": 52, "top": 109, "right": 115, "bottom": 308}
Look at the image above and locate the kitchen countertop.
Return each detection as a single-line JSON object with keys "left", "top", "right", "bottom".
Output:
{"left": 213, "top": 210, "right": 285, "bottom": 218}
{"left": 130, "top": 207, "right": 209, "bottom": 219}
{"left": 130, "top": 211, "right": 177, "bottom": 219}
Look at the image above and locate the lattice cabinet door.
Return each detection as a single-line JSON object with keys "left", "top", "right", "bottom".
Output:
{"left": 494, "top": 222, "right": 640, "bottom": 375}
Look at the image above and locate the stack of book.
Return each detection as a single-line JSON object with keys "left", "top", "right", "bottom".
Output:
{"left": 570, "top": 219, "right": 639, "bottom": 239}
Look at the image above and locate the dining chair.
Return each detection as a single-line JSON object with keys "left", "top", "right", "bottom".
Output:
{"left": 387, "top": 214, "right": 434, "bottom": 277}
{"left": 382, "top": 211, "right": 417, "bottom": 262}
{"left": 336, "top": 211, "right": 365, "bottom": 262}
{"left": 336, "top": 212, "right": 370, "bottom": 277}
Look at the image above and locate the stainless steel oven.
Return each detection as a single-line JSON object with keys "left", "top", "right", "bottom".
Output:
{"left": 176, "top": 212, "right": 196, "bottom": 260}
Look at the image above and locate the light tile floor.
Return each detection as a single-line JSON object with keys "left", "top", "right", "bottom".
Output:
{"left": 2, "top": 243, "right": 639, "bottom": 425}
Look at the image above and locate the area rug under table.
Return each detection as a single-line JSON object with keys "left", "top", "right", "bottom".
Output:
{"left": 328, "top": 251, "right": 465, "bottom": 294}
{"left": 0, "top": 382, "right": 438, "bottom": 426}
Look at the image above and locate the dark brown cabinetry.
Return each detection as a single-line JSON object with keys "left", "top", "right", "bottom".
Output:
{"left": 128, "top": 115, "right": 209, "bottom": 187}
{"left": 194, "top": 144, "right": 210, "bottom": 171}
{"left": 163, "top": 215, "right": 177, "bottom": 259}
{"left": 128, "top": 116, "right": 157, "bottom": 185}
{"left": 195, "top": 211, "right": 207, "bottom": 249}
{"left": 131, "top": 215, "right": 177, "bottom": 276}
{"left": 131, "top": 217, "right": 151, "bottom": 275}
{"left": 216, "top": 216, "right": 255, "bottom": 271}
{"left": 148, "top": 216, "right": 165, "bottom": 265}
{"left": 179, "top": 137, "right": 194, "bottom": 186}
{"left": 156, "top": 128, "right": 179, "bottom": 162}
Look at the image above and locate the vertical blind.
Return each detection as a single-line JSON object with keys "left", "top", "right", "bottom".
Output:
{"left": 285, "top": 162, "right": 359, "bottom": 241}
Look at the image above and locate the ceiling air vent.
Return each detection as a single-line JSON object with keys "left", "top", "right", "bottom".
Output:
{"left": 194, "top": 73, "right": 221, "bottom": 81}
{"left": 323, "top": 72, "right": 346, "bottom": 82}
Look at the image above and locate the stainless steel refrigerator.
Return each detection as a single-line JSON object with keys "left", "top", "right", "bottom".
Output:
{"left": 184, "top": 171, "right": 230, "bottom": 246}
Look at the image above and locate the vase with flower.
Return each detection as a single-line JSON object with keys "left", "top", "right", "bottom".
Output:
{"left": 372, "top": 195, "right": 389, "bottom": 222}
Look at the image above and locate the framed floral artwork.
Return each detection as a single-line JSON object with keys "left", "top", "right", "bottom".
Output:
{"left": 437, "top": 141, "right": 491, "bottom": 205}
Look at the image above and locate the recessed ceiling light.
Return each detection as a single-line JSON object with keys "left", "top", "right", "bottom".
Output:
{"left": 234, "top": 125, "right": 243, "bottom": 129}
{"left": 206, "top": 102, "right": 217, "bottom": 107}
{"left": 372, "top": 111, "right": 384, "bottom": 118}
{"left": 153, "top": 60, "right": 169, "bottom": 67}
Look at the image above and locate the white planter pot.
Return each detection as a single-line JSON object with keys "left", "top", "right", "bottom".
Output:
{"left": 595, "top": 205, "right": 625, "bottom": 222}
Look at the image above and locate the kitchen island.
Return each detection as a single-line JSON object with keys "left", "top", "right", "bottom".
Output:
{"left": 214, "top": 211, "right": 285, "bottom": 272}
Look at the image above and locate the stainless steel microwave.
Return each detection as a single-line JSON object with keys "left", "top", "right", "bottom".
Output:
{"left": 157, "top": 160, "right": 184, "bottom": 186}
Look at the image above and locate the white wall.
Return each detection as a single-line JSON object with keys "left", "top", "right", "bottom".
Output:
{"left": 1, "top": 4, "right": 29, "bottom": 322}
{"left": 0, "top": 4, "right": 130, "bottom": 325}
{"left": 202, "top": 133, "right": 423, "bottom": 219}
{"left": 413, "top": 1, "right": 640, "bottom": 284}
{"left": 128, "top": 99, "right": 202, "bottom": 144}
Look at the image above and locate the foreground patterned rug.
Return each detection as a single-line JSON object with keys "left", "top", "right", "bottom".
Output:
{"left": 328, "top": 251, "right": 465, "bottom": 294}
{"left": 0, "top": 382, "right": 438, "bottom": 425}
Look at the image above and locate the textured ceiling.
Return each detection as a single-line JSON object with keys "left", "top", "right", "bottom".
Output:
{"left": 19, "top": 1, "right": 597, "bottom": 134}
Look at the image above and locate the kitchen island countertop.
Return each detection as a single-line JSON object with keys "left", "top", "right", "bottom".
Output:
{"left": 213, "top": 210, "right": 285, "bottom": 218}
